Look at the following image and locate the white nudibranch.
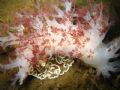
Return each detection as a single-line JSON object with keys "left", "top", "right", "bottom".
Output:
{"left": 0, "top": 0, "right": 120, "bottom": 85}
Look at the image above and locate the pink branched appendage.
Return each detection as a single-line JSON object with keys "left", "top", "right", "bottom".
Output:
{"left": 0, "top": 0, "right": 120, "bottom": 85}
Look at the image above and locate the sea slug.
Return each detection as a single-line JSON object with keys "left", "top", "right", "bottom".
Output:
{"left": 0, "top": 0, "right": 120, "bottom": 85}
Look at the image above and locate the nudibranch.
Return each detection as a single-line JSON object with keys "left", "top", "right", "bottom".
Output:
{"left": 0, "top": 0, "right": 120, "bottom": 85}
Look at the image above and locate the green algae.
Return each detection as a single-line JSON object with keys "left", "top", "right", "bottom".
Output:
{"left": 0, "top": 0, "right": 33, "bottom": 23}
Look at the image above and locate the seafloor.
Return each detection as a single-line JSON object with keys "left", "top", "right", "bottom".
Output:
{"left": 0, "top": 0, "right": 120, "bottom": 90}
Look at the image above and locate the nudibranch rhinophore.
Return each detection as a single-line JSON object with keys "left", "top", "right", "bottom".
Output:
{"left": 0, "top": 0, "right": 120, "bottom": 85}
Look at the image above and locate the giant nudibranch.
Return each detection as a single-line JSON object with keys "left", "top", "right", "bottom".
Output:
{"left": 0, "top": 0, "right": 120, "bottom": 85}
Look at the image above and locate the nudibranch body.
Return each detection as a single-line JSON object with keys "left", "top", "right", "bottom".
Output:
{"left": 0, "top": 0, "right": 120, "bottom": 85}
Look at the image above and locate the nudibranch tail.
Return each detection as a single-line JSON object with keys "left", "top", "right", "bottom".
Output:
{"left": 83, "top": 37, "right": 120, "bottom": 77}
